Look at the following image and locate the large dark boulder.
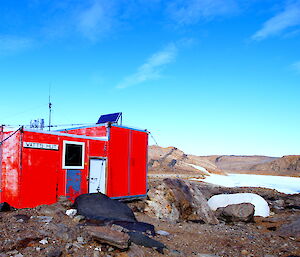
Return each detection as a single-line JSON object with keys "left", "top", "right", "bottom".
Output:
{"left": 112, "top": 220, "right": 155, "bottom": 236}
{"left": 0, "top": 202, "right": 11, "bottom": 212}
{"left": 73, "top": 193, "right": 137, "bottom": 222}
{"left": 127, "top": 231, "right": 166, "bottom": 254}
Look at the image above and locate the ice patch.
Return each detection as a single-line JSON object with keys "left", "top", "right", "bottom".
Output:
{"left": 188, "top": 164, "right": 210, "bottom": 175}
{"left": 192, "top": 174, "right": 300, "bottom": 194}
{"left": 208, "top": 193, "right": 270, "bottom": 217}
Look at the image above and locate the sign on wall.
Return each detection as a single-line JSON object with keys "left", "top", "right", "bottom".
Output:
{"left": 23, "top": 142, "right": 59, "bottom": 150}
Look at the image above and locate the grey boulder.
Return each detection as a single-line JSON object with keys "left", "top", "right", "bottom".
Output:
{"left": 216, "top": 203, "right": 255, "bottom": 223}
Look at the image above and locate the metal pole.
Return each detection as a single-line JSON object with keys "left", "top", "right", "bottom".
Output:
{"left": 48, "top": 85, "right": 52, "bottom": 131}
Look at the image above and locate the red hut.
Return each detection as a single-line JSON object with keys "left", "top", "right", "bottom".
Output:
{"left": 0, "top": 113, "right": 148, "bottom": 208}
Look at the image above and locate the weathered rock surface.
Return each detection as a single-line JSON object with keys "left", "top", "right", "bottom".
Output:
{"left": 278, "top": 216, "right": 300, "bottom": 240}
{"left": 146, "top": 178, "right": 219, "bottom": 224}
{"left": 85, "top": 226, "right": 130, "bottom": 249}
{"left": 216, "top": 203, "right": 255, "bottom": 223}
{"left": 126, "top": 243, "right": 145, "bottom": 257}
{"left": 46, "top": 248, "right": 62, "bottom": 257}
{"left": 0, "top": 232, "right": 42, "bottom": 252}
{"left": 74, "top": 193, "right": 137, "bottom": 222}
{"left": 35, "top": 203, "right": 65, "bottom": 216}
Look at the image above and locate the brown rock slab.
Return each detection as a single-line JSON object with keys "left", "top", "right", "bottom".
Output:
{"left": 85, "top": 226, "right": 130, "bottom": 249}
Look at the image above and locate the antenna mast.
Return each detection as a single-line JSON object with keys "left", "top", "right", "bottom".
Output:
{"left": 48, "top": 84, "right": 52, "bottom": 131}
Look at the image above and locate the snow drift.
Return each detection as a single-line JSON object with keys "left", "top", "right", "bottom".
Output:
{"left": 208, "top": 193, "right": 270, "bottom": 217}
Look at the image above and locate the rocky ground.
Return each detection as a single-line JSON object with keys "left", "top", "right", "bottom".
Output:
{"left": 0, "top": 178, "right": 299, "bottom": 257}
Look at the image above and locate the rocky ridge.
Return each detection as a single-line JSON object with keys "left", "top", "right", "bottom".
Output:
{"left": 148, "top": 145, "right": 300, "bottom": 177}
{"left": 251, "top": 155, "right": 300, "bottom": 175}
{"left": 148, "top": 145, "right": 222, "bottom": 175}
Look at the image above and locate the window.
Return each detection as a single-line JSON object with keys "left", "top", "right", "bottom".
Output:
{"left": 62, "top": 141, "right": 85, "bottom": 169}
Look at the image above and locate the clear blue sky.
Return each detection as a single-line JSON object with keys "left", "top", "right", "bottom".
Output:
{"left": 1, "top": 0, "right": 299, "bottom": 157}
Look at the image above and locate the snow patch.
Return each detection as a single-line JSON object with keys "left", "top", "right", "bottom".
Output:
{"left": 192, "top": 174, "right": 300, "bottom": 194}
{"left": 188, "top": 164, "right": 210, "bottom": 174}
{"left": 208, "top": 193, "right": 270, "bottom": 217}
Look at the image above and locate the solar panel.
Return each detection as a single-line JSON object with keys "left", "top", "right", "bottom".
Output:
{"left": 97, "top": 112, "right": 122, "bottom": 124}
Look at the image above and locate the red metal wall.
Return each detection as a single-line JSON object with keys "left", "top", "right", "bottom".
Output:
{"left": 1, "top": 131, "right": 21, "bottom": 206}
{"left": 107, "top": 126, "right": 130, "bottom": 197}
{"left": 1, "top": 130, "right": 108, "bottom": 208}
{"left": 107, "top": 126, "right": 148, "bottom": 198}
{"left": 129, "top": 130, "right": 148, "bottom": 196}
{"left": 21, "top": 132, "right": 60, "bottom": 207}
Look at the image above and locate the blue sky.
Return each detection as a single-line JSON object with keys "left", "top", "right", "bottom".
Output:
{"left": 0, "top": 0, "right": 300, "bottom": 157}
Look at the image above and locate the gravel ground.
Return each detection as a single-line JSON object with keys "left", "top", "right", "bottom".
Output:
{"left": 0, "top": 179, "right": 299, "bottom": 257}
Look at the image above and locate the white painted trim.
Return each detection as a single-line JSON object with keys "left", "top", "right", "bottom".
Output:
{"left": 62, "top": 141, "right": 85, "bottom": 169}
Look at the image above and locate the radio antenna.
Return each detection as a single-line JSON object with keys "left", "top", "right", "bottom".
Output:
{"left": 48, "top": 84, "right": 52, "bottom": 131}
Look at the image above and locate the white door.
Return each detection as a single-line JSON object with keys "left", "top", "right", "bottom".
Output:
{"left": 89, "top": 159, "right": 106, "bottom": 194}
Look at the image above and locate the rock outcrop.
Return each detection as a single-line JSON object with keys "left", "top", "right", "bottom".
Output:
{"left": 146, "top": 178, "right": 219, "bottom": 224}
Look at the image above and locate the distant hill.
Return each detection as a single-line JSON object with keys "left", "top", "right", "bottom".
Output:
{"left": 148, "top": 146, "right": 300, "bottom": 177}
{"left": 148, "top": 145, "right": 223, "bottom": 176}
{"left": 199, "top": 155, "right": 277, "bottom": 171}
{"left": 251, "top": 155, "right": 300, "bottom": 175}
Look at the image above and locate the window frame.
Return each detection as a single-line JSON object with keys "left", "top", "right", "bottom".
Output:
{"left": 62, "top": 140, "right": 85, "bottom": 169}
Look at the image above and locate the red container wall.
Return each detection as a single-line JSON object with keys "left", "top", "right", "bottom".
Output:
{"left": 129, "top": 130, "right": 148, "bottom": 196}
{"left": 1, "top": 131, "right": 21, "bottom": 207}
{"left": 1, "top": 124, "right": 146, "bottom": 207}
{"left": 21, "top": 132, "right": 60, "bottom": 207}
{"left": 107, "top": 126, "right": 148, "bottom": 198}
{"left": 15, "top": 130, "right": 107, "bottom": 208}
{"left": 107, "top": 127, "right": 130, "bottom": 197}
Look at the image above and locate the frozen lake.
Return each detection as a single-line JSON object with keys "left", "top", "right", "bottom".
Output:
{"left": 192, "top": 173, "right": 300, "bottom": 194}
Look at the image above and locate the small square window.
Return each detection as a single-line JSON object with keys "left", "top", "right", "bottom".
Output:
{"left": 63, "top": 141, "right": 85, "bottom": 169}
